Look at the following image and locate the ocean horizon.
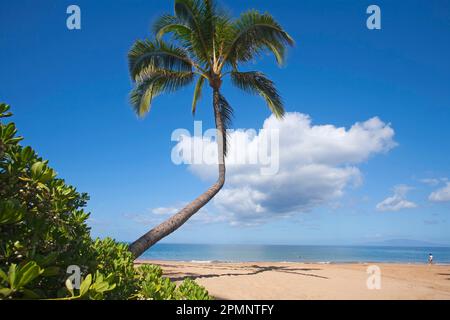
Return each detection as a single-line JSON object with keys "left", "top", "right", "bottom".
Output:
{"left": 138, "top": 243, "right": 450, "bottom": 264}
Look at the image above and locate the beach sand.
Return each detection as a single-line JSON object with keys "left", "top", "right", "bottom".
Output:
{"left": 135, "top": 260, "right": 450, "bottom": 300}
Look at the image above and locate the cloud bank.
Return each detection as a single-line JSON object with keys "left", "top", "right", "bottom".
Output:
{"left": 175, "top": 112, "right": 397, "bottom": 225}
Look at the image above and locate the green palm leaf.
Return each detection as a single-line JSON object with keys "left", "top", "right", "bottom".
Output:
{"left": 130, "top": 70, "right": 194, "bottom": 117}
{"left": 191, "top": 76, "right": 205, "bottom": 115}
{"left": 224, "top": 10, "right": 294, "bottom": 67}
{"left": 153, "top": 14, "right": 191, "bottom": 40}
{"left": 231, "top": 71, "right": 285, "bottom": 118}
{"left": 174, "top": 0, "right": 211, "bottom": 66}
{"left": 128, "top": 40, "right": 193, "bottom": 82}
{"left": 215, "top": 92, "right": 233, "bottom": 156}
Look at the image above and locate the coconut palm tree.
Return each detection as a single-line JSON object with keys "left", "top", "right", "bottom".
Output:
{"left": 127, "top": 0, "right": 294, "bottom": 258}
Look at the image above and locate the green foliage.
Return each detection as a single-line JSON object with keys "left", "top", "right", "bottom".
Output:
{"left": 0, "top": 102, "right": 96, "bottom": 298}
{"left": 60, "top": 271, "right": 116, "bottom": 300}
{"left": 136, "top": 264, "right": 177, "bottom": 300}
{"left": 91, "top": 238, "right": 137, "bottom": 299}
{"left": 0, "top": 199, "right": 25, "bottom": 224}
{"left": 177, "top": 278, "right": 212, "bottom": 300}
{"left": 230, "top": 71, "right": 284, "bottom": 118}
{"left": 136, "top": 265, "right": 211, "bottom": 300}
{"left": 0, "top": 261, "right": 44, "bottom": 299}
{"left": 0, "top": 102, "right": 212, "bottom": 300}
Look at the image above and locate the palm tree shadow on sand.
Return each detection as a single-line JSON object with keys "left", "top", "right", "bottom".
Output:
{"left": 159, "top": 264, "right": 329, "bottom": 282}
{"left": 437, "top": 273, "right": 450, "bottom": 281}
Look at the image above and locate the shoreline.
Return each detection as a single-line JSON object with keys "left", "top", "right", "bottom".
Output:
{"left": 135, "top": 260, "right": 450, "bottom": 299}
{"left": 135, "top": 259, "right": 450, "bottom": 265}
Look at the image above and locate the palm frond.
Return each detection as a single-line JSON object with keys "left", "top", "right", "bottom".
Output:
{"left": 130, "top": 70, "right": 194, "bottom": 117}
{"left": 191, "top": 76, "right": 205, "bottom": 115}
{"left": 174, "top": 0, "right": 202, "bottom": 28}
{"left": 200, "top": 0, "right": 216, "bottom": 58}
{"left": 224, "top": 10, "right": 294, "bottom": 67}
{"left": 231, "top": 71, "right": 284, "bottom": 118}
{"left": 173, "top": 0, "right": 211, "bottom": 66}
{"left": 211, "top": 14, "right": 233, "bottom": 67}
{"left": 214, "top": 92, "right": 233, "bottom": 156}
{"left": 153, "top": 14, "right": 192, "bottom": 40}
{"left": 130, "top": 83, "right": 156, "bottom": 118}
{"left": 128, "top": 39, "right": 193, "bottom": 82}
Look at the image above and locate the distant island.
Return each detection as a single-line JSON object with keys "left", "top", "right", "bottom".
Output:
{"left": 362, "top": 239, "right": 449, "bottom": 247}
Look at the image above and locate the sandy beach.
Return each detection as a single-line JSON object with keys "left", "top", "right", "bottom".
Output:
{"left": 135, "top": 260, "right": 450, "bottom": 300}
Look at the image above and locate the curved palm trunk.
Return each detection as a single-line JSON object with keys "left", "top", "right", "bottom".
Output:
{"left": 129, "top": 89, "right": 226, "bottom": 258}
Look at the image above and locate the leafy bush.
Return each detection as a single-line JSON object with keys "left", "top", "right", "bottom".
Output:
{"left": 91, "top": 238, "right": 137, "bottom": 299}
{"left": 177, "top": 278, "right": 212, "bottom": 300}
{"left": 0, "top": 102, "right": 211, "bottom": 300}
{"left": 136, "top": 264, "right": 177, "bottom": 300}
{"left": 136, "top": 265, "right": 211, "bottom": 300}
{"left": 0, "top": 102, "right": 97, "bottom": 298}
{"left": 61, "top": 271, "right": 117, "bottom": 300}
{"left": 0, "top": 261, "right": 44, "bottom": 298}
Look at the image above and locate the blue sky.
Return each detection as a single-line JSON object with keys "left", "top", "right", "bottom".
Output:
{"left": 1, "top": 0, "right": 449, "bottom": 245}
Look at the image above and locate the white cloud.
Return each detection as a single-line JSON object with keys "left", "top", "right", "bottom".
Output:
{"left": 429, "top": 182, "right": 450, "bottom": 202}
{"left": 151, "top": 206, "right": 179, "bottom": 215}
{"left": 420, "top": 178, "right": 441, "bottom": 186}
{"left": 376, "top": 185, "right": 417, "bottom": 212}
{"left": 175, "top": 112, "right": 397, "bottom": 225}
{"left": 125, "top": 203, "right": 227, "bottom": 226}
{"left": 420, "top": 177, "right": 447, "bottom": 187}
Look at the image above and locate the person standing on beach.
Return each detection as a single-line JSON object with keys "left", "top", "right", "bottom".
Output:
{"left": 428, "top": 253, "right": 433, "bottom": 264}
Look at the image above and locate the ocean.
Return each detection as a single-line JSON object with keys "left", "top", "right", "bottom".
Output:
{"left": 139, "top": 243, "right": 450, "bottom": 264}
